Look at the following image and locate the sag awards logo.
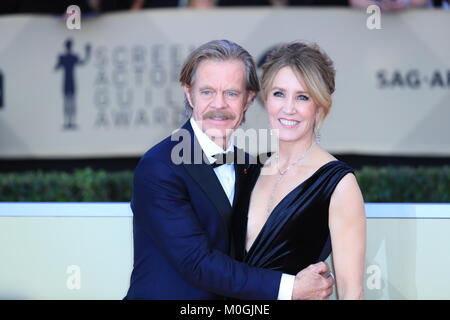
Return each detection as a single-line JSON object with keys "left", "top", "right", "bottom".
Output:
{"left": 376, "top": 69, "right": 450, "bottom": 89}
{"left": 54, "top": 39, "right": 190, "bottom": 131}
{"left": 57, "top": 5, "right": 190, "bottom": 132}
{"left": 54, "top": 39, "right": 91, "bottom": 130}
{"left": 90, "top": 44, "right": 189, "bottom": 129}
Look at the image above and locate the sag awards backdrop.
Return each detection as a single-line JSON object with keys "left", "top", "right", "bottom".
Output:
{"left": 0, "top": 8, "right": 449, "bottom": 159}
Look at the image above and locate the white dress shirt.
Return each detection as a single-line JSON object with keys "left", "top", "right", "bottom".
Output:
{"left": 190, "top": 117, "right": 295, "bottom": 300}
{"left": 190, "top": 117, "right": 235, "bottom": 205}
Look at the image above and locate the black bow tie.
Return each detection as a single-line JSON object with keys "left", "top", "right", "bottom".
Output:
{"left": 210, "top": 151, "right": 235, "bottom": 168}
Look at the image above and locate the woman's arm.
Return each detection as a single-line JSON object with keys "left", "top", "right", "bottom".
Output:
{"left": 329, "top": 173, "right": 366, "bottom": 300}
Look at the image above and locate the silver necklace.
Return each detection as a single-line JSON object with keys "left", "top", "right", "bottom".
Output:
{"left": 266, "top": 142, "right": 313, "bottom": 216}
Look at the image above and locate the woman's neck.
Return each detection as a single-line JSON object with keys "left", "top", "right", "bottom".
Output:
{"left": 277, "top": 136, "right": 315, "bottom": 165}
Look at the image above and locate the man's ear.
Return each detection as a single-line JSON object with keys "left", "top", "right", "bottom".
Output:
{"left": 182, "top": 84, "right": 194, "bottom": 108}
{"left": 244, "top": 90, "right": 256, "bottom": 111}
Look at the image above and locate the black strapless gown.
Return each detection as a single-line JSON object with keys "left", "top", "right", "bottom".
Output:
{"left": 232, "top": 159, "right": 354, "bottom": 275}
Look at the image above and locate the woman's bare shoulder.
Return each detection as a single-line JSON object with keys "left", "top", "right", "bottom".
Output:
{"left": 311, "top": 145, "right": 338, "bottom": 168}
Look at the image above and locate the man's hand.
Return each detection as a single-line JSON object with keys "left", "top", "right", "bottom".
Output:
{"left": 292, "top": 262, "right": 334, "bottom": 300}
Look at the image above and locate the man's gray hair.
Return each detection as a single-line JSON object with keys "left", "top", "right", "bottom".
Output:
{"left": 179, "top": 39, "right": 260, "bottom": 117}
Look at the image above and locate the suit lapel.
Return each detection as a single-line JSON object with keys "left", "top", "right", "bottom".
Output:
{"left": 231, "top": 146, "right": 257, "bottom": 258}
{"left": 231, "top": 151, "right": 266, "bottom": 260}
{"left": 179, "top": 121, "right": 233, "bottom": 227}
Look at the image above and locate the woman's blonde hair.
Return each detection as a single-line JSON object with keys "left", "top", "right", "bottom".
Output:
{"left": 260, "top": 41, "right": 336, "bottom": 124}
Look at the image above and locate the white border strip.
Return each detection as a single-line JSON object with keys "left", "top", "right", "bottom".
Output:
{"left": 0, "top": 202, "right": 449, "bottom": 218}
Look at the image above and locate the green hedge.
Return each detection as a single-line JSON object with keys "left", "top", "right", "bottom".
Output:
{"left": 0, "top": 166, "right": 449, "bottom": 202}
{"left": 0, "top": 168, "right": 132, "bottom": 202}
{"left": 356, "top": 166, "right": 450, "bottom": 202}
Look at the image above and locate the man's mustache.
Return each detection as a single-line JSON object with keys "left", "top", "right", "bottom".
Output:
{"left": 202, "top": 110, "right": 236, "bottom": 121}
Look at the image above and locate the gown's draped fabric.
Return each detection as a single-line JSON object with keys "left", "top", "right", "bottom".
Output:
{"left": 232, "top": 159, "right": 354, "bottom": 275}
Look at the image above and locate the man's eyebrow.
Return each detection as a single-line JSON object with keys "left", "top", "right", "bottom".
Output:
{"left": 226, "top": 88, "right": 242, "bottom": 93}
{"left": 198, "top": 86, "right": 214, "bottom": 91}
{"left": 197, "top": 86, "right": 242, "bottom": 93}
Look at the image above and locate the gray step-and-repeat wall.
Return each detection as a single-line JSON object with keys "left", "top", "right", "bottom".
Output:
{"left": 0, "top": 9, "right": 449, "bottom": 159}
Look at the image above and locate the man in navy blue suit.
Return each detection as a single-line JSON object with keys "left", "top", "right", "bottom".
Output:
{"left": 125, "top": 40, "right": 333, "bottom": 300}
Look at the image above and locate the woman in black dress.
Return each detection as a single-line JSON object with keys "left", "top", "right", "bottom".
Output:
{"left": 233, "top": 41, "right": 366, "bottom": 299}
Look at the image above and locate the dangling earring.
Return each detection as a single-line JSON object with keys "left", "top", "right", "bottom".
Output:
{"left": 315, "top": 130, "right": 321, "bottom": 144}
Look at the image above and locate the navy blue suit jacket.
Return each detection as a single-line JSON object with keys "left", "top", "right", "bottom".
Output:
{"left": 125, "top": 120, "right": 282, "bottom": 299}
